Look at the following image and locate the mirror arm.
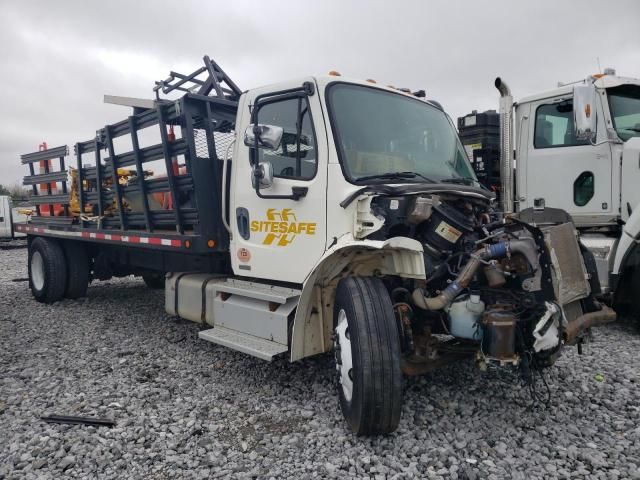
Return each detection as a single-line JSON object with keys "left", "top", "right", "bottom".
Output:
{"left": 249, "top": 139, "right": 307, "bottom": 201}
{"left": 254, "top": 182, "right": 308, "bottom": 201}
{"left": 252, "top": 126, "right": 260, "bottom": 166}
{"left": 249, "top": 81, "right": 315, "bottom": 201}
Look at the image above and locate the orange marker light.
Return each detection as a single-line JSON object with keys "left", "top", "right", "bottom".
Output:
{"left": 328, "top": 70, "right": 341, "bottom": 76}
{"left": 185, "top": 240, "right": 191, "bottom": 249}
{"left": 366, "top": 79, "right": 377, "bottom": 84}
{"left": 585, "top": 104, "right": 591, "bottom": 118}
{"left": 207, "top": 239, "right": 215, "bottom": 248}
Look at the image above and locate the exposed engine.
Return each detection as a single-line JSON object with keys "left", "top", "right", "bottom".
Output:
{"left": 365, "top": 192, "right": 613, "bottom": 395}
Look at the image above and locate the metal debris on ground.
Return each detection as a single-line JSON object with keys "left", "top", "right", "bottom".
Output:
{"left": 41, "top": 415, "right": 115, "bottom": 428}
{"left": 0, "top": 240, "right": 27, "bottom": 250}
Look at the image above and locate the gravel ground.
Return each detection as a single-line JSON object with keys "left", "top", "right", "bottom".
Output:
{"left": 1, "top": 247, "right": 639, "bottom": 480}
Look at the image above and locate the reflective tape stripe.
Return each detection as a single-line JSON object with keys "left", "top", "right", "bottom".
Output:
{"left": 15, "top": 225, "right": 182, "bottom": 248}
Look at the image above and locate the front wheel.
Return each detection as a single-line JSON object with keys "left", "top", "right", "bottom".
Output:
{"left": 333, "top": 276, "right": 403, "bottom": 435}
{"left": 614, "top": 266, "right": 640, "bottom": 322}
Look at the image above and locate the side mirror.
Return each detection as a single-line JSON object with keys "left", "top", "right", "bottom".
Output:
{"left": 244, "top": 124, "right": 284, "bottom": 150}
{"left": 573, "top": 84, "right": 597, "bottom": 141}
{"left": 251, "top": 161, "right": 274, "bottom": 190}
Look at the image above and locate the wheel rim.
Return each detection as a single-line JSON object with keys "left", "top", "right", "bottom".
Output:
{"left": 31, "top": 251, "right": 45, "bottom": 291}
{"left": 335, "top": 309, "right": 354, "bottom": 402}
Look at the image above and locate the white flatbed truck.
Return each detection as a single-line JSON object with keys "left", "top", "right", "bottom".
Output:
{"left": 16, "top": 56, "right": 613, "bottom": 434}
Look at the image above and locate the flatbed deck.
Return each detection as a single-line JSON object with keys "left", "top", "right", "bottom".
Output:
{"left": 19, "top": 57, "right": 241, "bottom": 258}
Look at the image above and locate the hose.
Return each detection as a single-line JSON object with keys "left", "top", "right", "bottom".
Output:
{"left": 412, "top": 257, "right": 479, "bottom": 310}
{"left": 412, "top": 238, "right": 539, "bottom": 311}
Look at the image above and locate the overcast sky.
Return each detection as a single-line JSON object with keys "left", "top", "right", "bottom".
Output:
{"left": 1, "top": 0, "right": 639, "bottom": 186}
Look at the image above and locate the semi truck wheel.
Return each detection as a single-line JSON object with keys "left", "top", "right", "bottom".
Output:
{"left": 63, "top": 241, "right": 90, "bottom": 299}
{"left": 28, "top": 237, "right": 67, "bottom": 304}
{"left": 333, "top": 276, "right": 403, "bottom": 435}
{"left": 614, "top": 266, "right": 640, "bottom": 320}
{"left": 142, "top": 273, "right": 165, "bottom": 289}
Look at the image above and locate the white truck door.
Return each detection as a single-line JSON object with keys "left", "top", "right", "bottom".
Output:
{"left": 621, "top": 138, "right": 640, "bottom": 222}
{"left": 230, "top": 79, "right": 328, "bottom": 284}
{"left": 521, "top": 97, "right": 613, "bottom": 223}
{"left": 0, "top": 196, "right": 11, "bottom": 238}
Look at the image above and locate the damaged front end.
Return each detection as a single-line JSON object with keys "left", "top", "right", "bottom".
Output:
{"left": 358, "top": 190, "right": 615, "bottom": 382}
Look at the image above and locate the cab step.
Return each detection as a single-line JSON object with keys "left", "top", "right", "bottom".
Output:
{"left": 198, "top": 326, "right": 288, "bottom": 361}
{"left": 215, "top": 278, "right": 301, "bottom": 304}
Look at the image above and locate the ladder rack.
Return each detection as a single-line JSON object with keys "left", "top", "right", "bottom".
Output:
{"left": 153, "top": 55, "right": 242, "bottom": 101}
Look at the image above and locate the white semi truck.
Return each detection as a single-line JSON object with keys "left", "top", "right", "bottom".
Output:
{"left": 16, "top": 56, "right": 614, "bottom": 435}
{"left": 483, "top": 70, "right": 640, "bottom": 314}
{"left": 0, "top": 196, "right": 14, "bottom": 239}
{"left": 0, "top": 195, "right": 28, "bottom": 240}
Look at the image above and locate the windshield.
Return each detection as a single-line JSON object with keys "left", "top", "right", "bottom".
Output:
{"left": 327, "top": 83, "right": 476, "bottom": 184}
{"left": 607, "top": 84, "right": 640, "bottom": 141}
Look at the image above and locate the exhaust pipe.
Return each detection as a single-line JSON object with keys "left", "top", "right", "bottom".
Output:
{"left": 563, "top": 305, "right": 616, "bottom": 344}
{"left": 495, "top": 77, "right": 514, "bottom": 214}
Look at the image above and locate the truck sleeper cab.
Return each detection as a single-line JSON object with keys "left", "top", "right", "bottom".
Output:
{"left": 18, "top": 57, "right": 613, "bottom": 435}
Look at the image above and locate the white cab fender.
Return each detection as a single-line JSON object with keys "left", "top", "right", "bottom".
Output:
{"left": 289, "top": 234, "right": 425, "bottom": 361}
{"left": 613, "top": 204, "right": 640, "bottom": 276}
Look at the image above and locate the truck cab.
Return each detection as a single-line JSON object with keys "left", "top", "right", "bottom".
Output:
{"left": 229, "top": 76, "right": 476, "bottom": 284}
{"left": 510, "top": 71, "right": 640, "bottom": 297}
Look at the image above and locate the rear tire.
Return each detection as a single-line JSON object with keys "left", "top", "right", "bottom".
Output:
{"left": 63, "top": 241, "right": 90, "bottom": 299}
{"left": 333, "top": 276, "right": 403, "bottom": 435}
{"left": 143, "top": 273, "right": 165, "bottom": 289}
{"left": 28, "top": 237, "right": 67, "bottom": 304}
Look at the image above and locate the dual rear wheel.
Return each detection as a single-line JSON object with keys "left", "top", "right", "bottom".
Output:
{"left": 28, "top": 237, "right": 165, "bottom": 303}
{"left": 28, "top": 237, "right": 89, "bottom": 303}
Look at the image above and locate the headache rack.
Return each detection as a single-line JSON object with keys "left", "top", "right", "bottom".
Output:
{"left": 20, "top": 56, "right": 240, "bottom": 254}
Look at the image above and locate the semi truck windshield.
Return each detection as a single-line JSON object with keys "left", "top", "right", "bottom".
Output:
{"left": 607, "top": 84, "right": 640, "bottom": 141}
{"left": 327, "top": 83, "right": 476, "bottom": 184}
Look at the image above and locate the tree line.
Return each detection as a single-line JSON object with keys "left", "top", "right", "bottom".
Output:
{"left": 0, "top": 183, "right": 30, "bottom": 202}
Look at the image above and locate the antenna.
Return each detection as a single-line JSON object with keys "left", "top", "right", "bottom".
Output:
{"left": 597, "top": 57, "right": 602, "bottom": 74}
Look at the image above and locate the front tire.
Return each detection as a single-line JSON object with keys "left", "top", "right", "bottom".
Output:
{"left": 28, "top": 237, "right": 67, "bottom": 304}
{"left": 333, "top": 276, "right": 403, "bottom": 435}
{"left": 614, "top": 267, "right": 640, "bottom": 322}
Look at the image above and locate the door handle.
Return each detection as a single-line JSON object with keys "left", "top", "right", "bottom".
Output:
{"left": 236, "top": 207, "right": 250, "bottom": 240}
{"left": 291, "top": 186, "right": 308, "bottom": 200}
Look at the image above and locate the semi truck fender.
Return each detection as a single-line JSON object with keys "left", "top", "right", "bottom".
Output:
{"left": 611, "top": 206, "right": 640, "bottom": 291}
{"left": 289, "top": 234, "right": 425, "bottom": 361}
